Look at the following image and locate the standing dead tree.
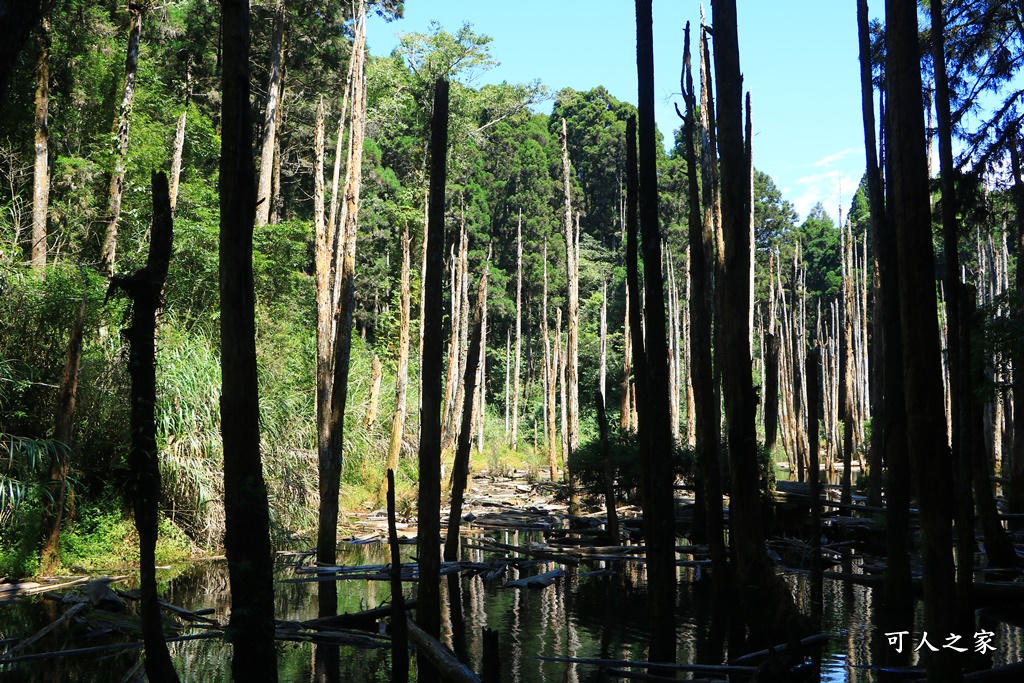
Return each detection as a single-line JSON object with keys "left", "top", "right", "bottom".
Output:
{"left": 255, "top": 0, "right": 285, "bottom": 227}
{"left": 108, "top": 172, "right": 179, "bottom": 683}
{"left": 219, "top": 0, "right": 277, "bottom": 676}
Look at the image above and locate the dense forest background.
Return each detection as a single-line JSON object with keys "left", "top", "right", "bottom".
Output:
{"left": 0, "top": 0, "right": 1020, "bottom": 600}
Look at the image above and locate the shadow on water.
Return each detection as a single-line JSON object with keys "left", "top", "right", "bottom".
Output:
{"left": 2, "top": 513, "right": 1024, "bottom": 681}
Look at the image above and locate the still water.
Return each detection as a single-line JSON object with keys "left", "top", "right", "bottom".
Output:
{"left": 1, "top": 526, "right": 1023, "bottom": 681}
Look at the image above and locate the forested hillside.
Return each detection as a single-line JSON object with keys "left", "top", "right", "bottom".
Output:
{"left": 1, "top": 0, "right": 1024, "bottom": 680}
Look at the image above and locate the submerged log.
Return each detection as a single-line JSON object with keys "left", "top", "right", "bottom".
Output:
{"left": 406, "top": 617, "right": 480, "bottom": 683}
{"left": 502, "top": 569, "right": 563, "bottom": 589}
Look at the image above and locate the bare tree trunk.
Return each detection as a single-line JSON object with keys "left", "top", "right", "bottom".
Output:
{"left": 842, "top": 222, "right": 855, "bottom": 506}
{"left": 100, "top": 2, "right": 144, "bottom": 274}
{"left": 318, "top": 1, "right": 367, "bottom": 579}
{"left": 476, "top": 271, "right": 487, "bottom": 455}
{"left": 1009, "top": 132, "right": 1024, "bottom": 517}
{"left": 682, "top": 20, "right": 726, "bottom": 584}
{"left": 886, "top": 0, "right": 960, "bottom": 677}
{"left": 636, "top": 2, "right": 680, "bottom": 661}
{"left": 544, "top": 240, "right": 557, "bottom": 478}
{"left": 365, "top": 354, "right": 382, "bottom": 428}
{"left": 383, "top": 226, "right": 412, "bottom": 501}
{"left": 712, "top": 0, "right": 798, "bottom": 638}
{"left": 39, "top": 297, "right": 85, "bottom": 573}
{"left": 444, "top": 267, "right": 487, "bottom": 562}
{"left": 561, "top": 120, "right": 580, "bottom": 513}
{"left": 596, "top": 389, "right": 619, "bottom": 544}
{"left": 255, "top": 0, "right": 285, "bottom": 227}
{"left": 30, "top": 12, "right": 49, "bottom": 267}
{"left": 168, "top": 111, "right": 186, "bottom": 213}
{"left": 109, "top": 173, "right": 179, "bottom": 683}
{"left": 219, "top": 0, "right": 277, "bottom": 674}
{"left": 504, "top": 329, "right": 510, "bottom": 441}
{"left": 558, "top": 309, "right": 568, "bottom": 468}
{"left": 621, "top": 283, "right": 632, "bottom": 433}
{"left": 512, "top": 212, "right": 523, "bottom": 450}
{"left": 600, "top": 280, "right": 608, "bottom": 409}
{"left": 418, "top": 76, "right": 449, "bottom": 683}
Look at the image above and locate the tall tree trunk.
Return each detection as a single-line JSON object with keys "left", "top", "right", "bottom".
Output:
{"left": 1010, "top": 132, "right": 1024, "bottom": 517}
{"left": 417, "top": 76, "right": 449, "bottom": 683}
{"left": 558, "top": 309, "right": 568, "bottom": 471}
{"left": 544, "top": 240, "right": 558, "bottom": 478}
{"left": 561, "top": 120, "right": 580, "bottom": 514}
{"left": 621, "top": 282, "right": 632, "bottom": 433}
{"left": 30, "top": 11, "right": 49, "bottom": 267}
{"left": 110, "top": 173, "right": 179, "bottom": 683}
{"left": 600, "top": 280, "right": 608, "bottom": 406}
{"left": 682, "top": 20, "right": 726, "bottom": 584}
{"left": 842, "top": 223, "right": 855, "bottom": 506}
{"left": 383, "top": 225, "right": 412, "bottom": 500}
{"left": 320, "top": 1, "right": 367, "bottom": 572}
{"left": 39, "top": 297, "right": 85, "bottom": 573}
{"left": 219, "top": 0, "right": 277, "bottom": 671}
{"left": 886, "top": 1, "right": 960, "bottom": 678}
{"left": 635, "top": 1, "right": 679, "bottom": 663}
{"left": 504, "top": 329, "right": 510, "bottom": 440}
{"left": 512, "top": 212, "right": 523, "bottom": 450}
{"left": 100, "top": 2, "right": 144, "bottom": 274}
{"left": 712, "top": 0, "right": 797, "bottom": 639}
{"left": 255, "top": 0, "right": 285, "bottom": 227}
{"left": 931, "top": 0, "right": 973, "bottom": 618}
{"left": 444, "top": 267, "right": 487, "bottom": 563}
{"left": 168, "top": 110, "right": 186, "bottom": 213}
{"left": 596, "top": 389, "right": 619, "bottom": 544}
{"left": 365, "top": 354, "right": 382, "bottom": 428}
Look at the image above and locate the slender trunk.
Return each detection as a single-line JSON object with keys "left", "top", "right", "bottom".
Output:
{"left": 320, "top": 2, "right": 368, "bottom": 570}
{"left": 387, "top": 470, "right": 409, "bottom": 681}
{"left": 600, "top": 280, "right": 608, "bottom": 406}
{"left": 512, "top": 212, "right": 523, "bottom": 450}
{"left": 842, "top": 223, "right": 855, "bottom": 506}
{"left": 712, "top": 0, "right": 797, "bottom": 638}
{"left": 682, "top": 20, "right": 725, "bottom": 583}
{"left": 886, "top": 1, "right": 960, "bottom": 677}
{"left": 219, "top": 0, "right": 277, "bottom": 669}
{"left": 444, "top": 267, "right": 487, "bottom": 562}
{"left": 365, "top": 354, "right": 382, "bottom": 428}
{"left": 110, "top": 173, "right": 179, "bottom": 683}
{"left": 596, "top": 390, "right": 619, "bottom": 544}
{"left": 637, "top": 2, "right": 680, "bottom": 658}
{"left": 1010, "top": 132, "right": 1024, "bottom": 516}
{"left": 39, "top": 297, "right": 85, "bottom": 573}
{"left": 417, "top": 76, "right": 449, "bottom": 683}
{"left": 544, "top": 240, "right": 557, "bottom": 478}
{"left": 30, "top": 12, "right": 49, "bottom": 267}
{"left": 255, "top": 0, "right": 285, "bottom": 227}
{"left": 100, "top": 3, "right": 144, "bottom": 274}
{"left": 168, "top": 110, "right": 186, "bottom": 213}
{"left": 504, "top": 329, "right": 510, "bottom": 440}
{"left": 561, "top": 119, "right": 580, "bottom": 513}
{"left": 383, "top": 226, "right": 412, "bottom": 499}
{"left": 328, "top": 82, "right": 352, "bottom": 244}
{"left": 477, "top": 271, "right": 487, "bottom": 455}
{"left": 621, "top": 283, "right": 632, "bottom": 433}
{"left": 558, "top": 309, "right": 568, "bottom": 469}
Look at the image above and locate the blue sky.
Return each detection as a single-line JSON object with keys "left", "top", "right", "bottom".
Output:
{"left": 367, "top": 2, "right": 886, "bottom": 223}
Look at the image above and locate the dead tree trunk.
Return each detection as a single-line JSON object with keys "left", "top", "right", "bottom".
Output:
{"left": 596, "top": 389, "right": 619, "bottom": 544}
{"left": 512, "top": 212, "right": 523, "bottom": 451}
{"left": 365, "top": 354, "right": 382, "bottom": 428}
{"left": 1010, "top": 133, "right": 1024, "bottom": 518}
{"left": 682, "top": 20, "right": 726, "bottom": 583}
{"left": 886, "top": 0, "right": 960, "bottom": 677}
{"left": 100, "top": 2, "right": 144, "bottom": 274}
{"left": 30, "top": 12, "right": 49, "bottom": 267}
{"left": 255, "top": 0, "right": 285, "bottom": 227}
{"left": 109, "top": 172, "right": 179, "bottom": 683}
{"left": 417, "top": 76, "right": 449, "bottom": 683}
{"left": 544, "top": 240, "right": 558, "bottom": 478}
{"left": 318, "top": 3, "right": 367, "bottom": 578}
{"left": 712, "top": 0, "right": 798, "bottom": 639}
{"left": 621, "top": 282, "right": 633, "bottom": 433}
{"left": 39, "top": 297, "right": 85, "bottom": 573}
{"left": 219, "top": 1, "right": 277, "bottom": 676}
{"left": 383, "top": 225, "right": 412, "bottom": 500}
{"left": 561, "top": 119, "right": 580, "bottom": 513}
{"left": 636, "top": 1, "right": 680, "bottom": 661}
{"left": 444, "top": 267, "right": 487, "bottom": 563}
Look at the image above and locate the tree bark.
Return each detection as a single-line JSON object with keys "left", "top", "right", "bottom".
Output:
{"left": 1010, "top": 131, "right": 1024, "bottom": 518}
{"left": 30, "top": 11, "right": 49, "bottom": 267}
{"left": 544, "top": 239, "right": 558, "bottom": 479}
{"left": 255, "top": 0, "right": 285, "bottom": 227}
{"left": 219, "top": 0, "right": 277, "bottom": 677}
{"left": 444, "top": 267, "right": 487, "bottom": 563}
{"left": 39, "top": 296, "right": 86, "bottom": 573}
{"left": 100, "top": 2, "right": 144, "bottom": 274}
{"left": 417, "top": 76, "right": 449, "bottom": 683}
{"left": 886, "top": 0, "right": 960, "bottom": 678}
{"left": 319, "top": 3, "right": 367, "bottom": 580}
{"left": 383, "top": 225, "right": 412, "bottom": 501}
{"left": 512, "top": 212, "right": 523, "bottom": 450}
{"left": 636, "top": 1, "right": 679, "bottom": 665}
{"left": 110, "top": 172, "right": 179, "bottom": 683}
{"left": 561, "top": 119, "right": 580, "bottom": 514}
{"left": 712, "top": 0, "right": 798, "bottom": 640}
{"left": 682, "top": 20, "right": 726, "bottom": 584}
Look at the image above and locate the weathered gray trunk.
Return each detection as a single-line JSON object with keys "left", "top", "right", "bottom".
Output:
{"left": 30, "top": 13, "right": 49, "bottom": 267}
{"left": 255, "top": 0, "right": 285, "bottom": 227}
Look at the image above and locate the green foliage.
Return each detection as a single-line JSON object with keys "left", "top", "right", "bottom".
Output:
{"left": 569, "top": 430, "right": 694, "bottom": 497}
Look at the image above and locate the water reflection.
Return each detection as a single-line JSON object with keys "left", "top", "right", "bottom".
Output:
{"left": 1, "top": 523, "right": 1022, "bottom": 681}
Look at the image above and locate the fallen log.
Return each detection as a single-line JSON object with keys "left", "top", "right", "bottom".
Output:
{"left": 532, "top": 655, "right": 757, "bottom": 676}
{"left": 0, "top": 632, "right": 218, "bottom": 665}
{"left": 406, "top": 616, "right": 480, "bottom": 683}
{"left": 502, "top": 569, "right": 563, "bottom": 589}
{"left": 0, "top": 602, "right": 86, "bottom": 660}
{"left": 729, "top": 632, "right": 830, "bottom": 664}
{"left": 300, "top": 599, "right": 417, "bottom": 631}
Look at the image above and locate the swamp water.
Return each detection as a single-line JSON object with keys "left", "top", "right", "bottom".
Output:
{"left": 3, "top": 516, "right": 1024, "bottom": 680}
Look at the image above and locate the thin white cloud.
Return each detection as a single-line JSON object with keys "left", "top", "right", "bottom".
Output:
{"left": 812, "top": 148, "right": 859, "bottom": 168}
